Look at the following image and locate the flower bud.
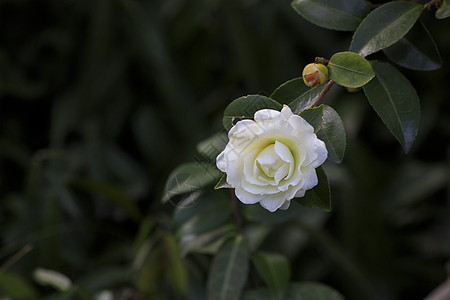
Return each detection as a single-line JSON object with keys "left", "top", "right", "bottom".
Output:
{"left": 302, "top": 63, "right": 328, "bottom": 87}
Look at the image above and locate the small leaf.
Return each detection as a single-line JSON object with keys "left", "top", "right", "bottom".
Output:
{"left": 436, "top": 0, "right": 450, "bottom": 19}
{"left": 162, "top": 162, "right": 221, "bottom": 203}
{"left": 350, "top": 1, "right": 423, "bottom": 57}
{"left": 0, "top": 272, "right": 39, "bottom": 299}
{"left": 251, "top": 252, "right": 290, "bottom": 299}
{"left": 291, "top": 0, "right": 370, "bottom": 31}
{"left": 300, "top": 105, "right": 324, "bottom": 133}
{"left": 197, "top": 132, "right": 228, "bottom": 161}
{"left": 317, "top": 105, "right": 346, "bottom": 163}
{"left": 242, "top": 201, "right": 305, "bottom": 224}
{"left": 286, "top": 282, "right": 345, "bottom": 300}
{"left": 328, "top": 51, "right": 374, "bottom": 88}
{"left": 215, "top": 173, "right": 232, "bottom": 189}
{"left": 362, "top": 61, "right": 420, "bottom": 152}
{"left": 223, "top": 95, "right": 282, "bottom": 131}
{"left": 383, "top": 22, "right": 442, "bottom": 71}
{"left": 296, "top": 167, "right": 331, "bottom": 212}
{"left": 178, "top": 224, "right": 236, "bottom": 256}
{"left": 207, "top": 235, "right": 249, "bottom": 300}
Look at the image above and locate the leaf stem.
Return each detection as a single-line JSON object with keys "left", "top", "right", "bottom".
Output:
{"left": 307, "top": 80, "right": 334, "bottom": 110}
{"left": 229, "top": 189, "right": 243, "bottom": 234}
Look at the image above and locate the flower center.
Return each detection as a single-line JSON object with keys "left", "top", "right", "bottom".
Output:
{"left": 255, "top": 141, "right": 294, "bottom": 184}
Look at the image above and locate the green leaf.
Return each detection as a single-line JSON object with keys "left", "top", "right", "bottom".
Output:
{"left": 350, "top": 1, "right": 423, "bottom": 57}
{"left": 286, "top": 282, "right": 345, "bottom": 300}
{"left": 162, "top": 234, "right": 188, "bottom": 295}
{"left": 362, "top": 61, "right": 420, "bottom": 152}
{"left": 207, "top": 235, "right": 249, "bottom": 300}
{"left": 300, "top": 105, "right": 324, "bottom": 133}
{"left": 383, "top": 22, "right": 442, "bottom": 71}
{"left": 242, "top": 288, "right": 273, "bottom": 300}
{"left": 251, "top": 252, "right": 290, "bottom": 299}
{"left": 270, "top": 79, "right": 327, "bottom": 114}
{"left": 436, "top": 0, "right": 450, "bottom": 19}
{"left": 162, "top": 162, "right": 221, "bottom": 203}
{"left": 178, "top": 224, "right": 236, "bottom": 256}
{"left": 0, "top": 272, "right": 39, "bottom": 299}
{"left": 328, "top": 51, "right": 374, "bottom": 88}
{"left": 317, "top": 105, "right": 346, "bottom": 163}
{"left": 174, "top": 191, "right": 232, "bottom": 237}
{"left": 297, "top": 167, "right": 331, "bottom": 212}
{"left": 197, "top": 132, "right": 228, "bottom": 161}
{"left": 291, "top": 0, "right": 369, "bottom": 31}
{"left": 215, "top": 173, "right": 232, "bottom": 189}
{"left": 223, "top": 95, "right": 283, "bottom": 131}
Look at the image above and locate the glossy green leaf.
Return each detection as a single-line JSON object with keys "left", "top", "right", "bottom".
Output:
{"left": 317, "top": 105, "right": 346, "bottom": 163}
{"left": 328, "top": 51, "right": 374, "bottom": 88}
{"left": 291, "top": 0, "right": 369, "bottom": 31}
{"left": 271, "top": 78, "right": 327, "bottom": 114}
{"left": 207, "top": 235, "right": 249, "bottom": 300}
{"left": 350, "top": 1, "right": 423, "bottom": 57}
{"left": 174, "top": 191, "right": 232, "bottom": 237}
{"left": 223, "top": 95, "right": 283, "bottom": 131}
{"left": 300, "top": 105, "right": 324, "bottom": 133}
{"left": 362, "top": 61, "right": 420, "bottom": 152}
{"left": 162, "top": 162, "right": 221, "bottom": 203}
{"left": 297, "top": 167, "right": 331, "bottom": 212}
{"left": 383, "top": 22, "right": 442, "bottom": 71}
{"left": 252, "top": 252, "right": 290, "bottom": 299}
{"left": 436, "top": 0, "right": 450, "bottom": 19}
{"left": 197, "top": 132, "right": 228, "bottom": 161}
{"left": 179, "top": 224, "right": 236, "bottom": 256}
{"left": 285, "top": 282, "right": 345, "bottom": 300}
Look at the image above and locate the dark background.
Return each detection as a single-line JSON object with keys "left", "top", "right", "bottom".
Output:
{"left": 0, "top": 0, "right": 449, "bottom": 299}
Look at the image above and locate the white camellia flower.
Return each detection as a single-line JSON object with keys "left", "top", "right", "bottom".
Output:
{"left": 216, "top": 105, "right": 327, "bottom": 212}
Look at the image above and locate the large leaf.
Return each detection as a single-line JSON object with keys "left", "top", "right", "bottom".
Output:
{"left": 350, "top": 1, "right": 423, "bottom": 57}
{"left": 270, "top": 78, "right": 327, "bottom": 114}
{"left": 291, "top": 0, "right": 369, "bottom": 31}
{"left": 383, "top": 22, "right": 442, "bottom": 71}
{"left": 162, "top": 162, "right": 221, "bottom": 203}
{"left": 223, "top": 95, "right": 282, "bottom": 131}
{"left": 363, "top": 61, "right": 420, "bottom": 152}
{"left": 327, "top": 51, "right": 374, "bottom": 88}
{"left": 317, "top": 105, "right": 346, "bottom": 163}
{"left": 296, "top": 167, "right": 331, "bottom": 212}
{"left": 285, "top": 282, "right": 345, "bottom": 300}
{"left": 178, "top": 225, "right": 236, "bottom": 256}
{"left": 251, "top": 252, "right": 290, "bottom": 299}
{"left": 174, "top": 191, "right": 232, "bottom": 237}
{"left": 300, "top": 105, "right": 324, "bottom": 133}
{"left": 207, "top": 235, "right": 249, "bottom": 300}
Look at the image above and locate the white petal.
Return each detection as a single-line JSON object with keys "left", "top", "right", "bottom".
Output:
{"left": 301, "top": 167, "right": 319, "bottom": 191}
{"left": 279, "top": 200, "right": 291, "bottom": 210}
{"left": 310, "top": 139, "right": 328, "bottom": 168}
{"left": 259, "top": 195, "right": 287, "bottom": 212}
{"left": 274, "top": 163, "right": 289, "bottom": 184}
{"left": 235, "top": 187, "right": 263, "bottom": 204}
{"left": 254, "top": 109, "right": 281, "bottom": 122}
{"left": 280, "top": 105, "right": 294, "bottom": 119}
{"left": 288, "top": 114, "right": 314, "bottom": 134}
{"left": 216, "top": 151, "right": 227, "bottom": 172}
{"left": 256, "top": 144, "right": 278, "bottom": 166}
{"left": 294, "top": 189, "right": 306, "bottom": 198}
{"left": 274, "top": 141, "right": 293, "bottom": 163}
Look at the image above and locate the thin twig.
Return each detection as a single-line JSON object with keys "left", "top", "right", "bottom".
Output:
{"left": 307, "top": 80, "right": 334, "bottom": 110}
{"left": 0, "top": 244, "right": 33, "bottom": 273}
{"left": 229, "top": 189, "right": 243, "bottom": 234}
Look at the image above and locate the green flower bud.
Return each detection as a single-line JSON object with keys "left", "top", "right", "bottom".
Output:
{"left": 302, "top": 63, "right": 328, "bottom": 87}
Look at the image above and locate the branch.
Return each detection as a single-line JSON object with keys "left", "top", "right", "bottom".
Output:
{"left": 307, "top": 80, "right": 334, "bottom": 110}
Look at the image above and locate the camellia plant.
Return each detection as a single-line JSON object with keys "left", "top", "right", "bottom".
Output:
{"left": 162, "top": 0, "right": 448, "bottom": 299}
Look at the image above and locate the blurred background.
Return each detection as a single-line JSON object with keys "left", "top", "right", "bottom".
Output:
{"left": 0, "top": 0, "right": 449, "bottom": 299}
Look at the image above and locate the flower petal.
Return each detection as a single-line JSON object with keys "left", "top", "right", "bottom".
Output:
{"left": 260, "top": 195, "right": 286, "bottom": 212}
{"left": 235, "top": 187, "right": 264, "bottom": 204}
